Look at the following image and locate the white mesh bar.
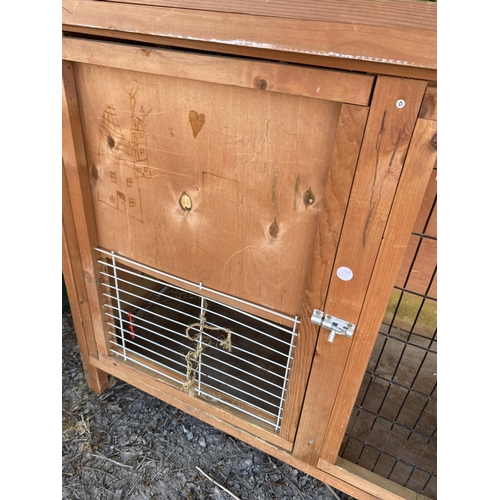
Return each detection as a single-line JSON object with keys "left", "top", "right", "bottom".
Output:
{"left": 104, "top": 291, "right": 292, "bottom": 365}
{"left": 275, "top": 316, "right": 299, "bottom": 430}
{"left": 110, "top": 251, "right": 127, "bottom": 361}
{"left": 198, "top": 362, "right": 283, "bottom": 403}
{"left": 197, "top": 389, "right": 277, "bottom": 428}
{"left": 98, "top": 248, "right": 299, "bottom": 431}
{"left": 197, "top": 379, "right": 279, "bottom": 419}
{"left": 97, "top": 248, "right": 299, "bottom": 324}
{"left": 99, "top": 265, "right": 296, "bottom": 336}
{"left": 107, "top": 322, "right": 189, "bottom": 364}
{"left": 106, "top": 304, "right": 289, "bottom": 382}
{"left": 110, "top": 348, "right": 185, "bottom": 384}
{"left": 199, "top": 351, "right": 284, "bottom": 390}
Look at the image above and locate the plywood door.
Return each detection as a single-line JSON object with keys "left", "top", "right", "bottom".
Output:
{"left": 63, "top": 37, "right": 374, "bottom": 446}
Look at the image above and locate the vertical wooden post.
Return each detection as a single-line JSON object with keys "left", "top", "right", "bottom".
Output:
{"left": 319, "top": 116, "right": 437, "bottom": 463}
{"left": 279, "top": 104, "right": 369, "bottom": 442}
{"left": 62, "top": 60, "right": 110, "bottom": 372}
{"left": 292, "top": 76, "right": 427, "bottom": 465}
{"left": 63, "top": 163, "right": 108, "bottom": 393}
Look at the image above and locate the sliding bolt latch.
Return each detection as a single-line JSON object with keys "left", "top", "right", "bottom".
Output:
{"left": 311, "top": 309, "right": 355, "bottom": 342}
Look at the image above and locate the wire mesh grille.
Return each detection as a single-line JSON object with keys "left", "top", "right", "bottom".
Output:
{"left": 96, "top": 248, "right": 299, "bottom": 432}
{"left": 339, "top": 173, "right": 437, "bottom": 499}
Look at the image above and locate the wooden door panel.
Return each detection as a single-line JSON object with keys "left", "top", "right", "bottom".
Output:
{"left": 292, "top": 77, "right": 428, "bottom": 465}
{"left": 74, "top": 62, "right": 343, "bottom": 318}
{"left": 318, "top": 117, "right": 437, "bottom": 465}
{"left": 63, "top": 37, "right": 378, "bottom": 446}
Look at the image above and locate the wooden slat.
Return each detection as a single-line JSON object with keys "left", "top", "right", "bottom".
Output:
{"left": 291, "top": 76, "right": 427, "bottom": 465}
{"left": 279, "top": 104, "right": 369, "bottom": 442}
{"left": 91, "top": 354, "right": 378, "bottom": 499}
{"left": 63, "top": 37, "right": 374, "bottom": 106}
{"left": 62, "top": 0, "right": 436, "bottom": 73}
{"left": 63, "top": 27, "right": 437, "bottom": 82}
{"left": 418, "top": 84, "right": 437, "bottom": 121}
{"left": 63, "top": 163, "right": 109, "bottom": 393}
{"left": 62, "top": 61, "right": 110, "bottom": 358}
{"left": 318, "top": 458, "right": 432, "bottom": 500}
{"left": 318, "top": 118, "right": 437, "bottom": 461}
{"left": 323, "top": 77, "right": 428, "bottom": 323}
{"left": 101, "top": 0, "right": 437, "bottom": 31}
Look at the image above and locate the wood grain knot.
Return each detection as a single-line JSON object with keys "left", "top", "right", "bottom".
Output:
{"left": 179, "top": 192, "right": 192, "bottom": 211}
{"left": 430, "top": 133, "right": 437, "bottom": 151}
{"left": 91, "top": 164, "right": 99, "bottom": 181}
{"left": 303, "top": 188, "right": 315, "bottom": 206}
{"left": 255, "top": 78, "right": 268, "bottom": 90}
{"left": 269, "top": 218, "right": 279, "bottom": 239}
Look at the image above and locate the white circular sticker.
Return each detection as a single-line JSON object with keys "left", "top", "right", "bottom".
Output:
{"left": 337, "top": 266, "right": 353, "bottom": 281}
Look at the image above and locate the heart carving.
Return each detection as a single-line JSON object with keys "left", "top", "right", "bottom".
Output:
{"left": 189, "top": 110, "right": 206, "bottom": 139}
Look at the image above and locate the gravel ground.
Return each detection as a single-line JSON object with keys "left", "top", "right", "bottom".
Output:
{"left": 62, "top": 311, "right": 355, "bottom": 500}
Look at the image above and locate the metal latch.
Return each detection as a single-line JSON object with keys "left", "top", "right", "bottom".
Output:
{"left": 311, "top": 309, "right": 355, "bottom": 343}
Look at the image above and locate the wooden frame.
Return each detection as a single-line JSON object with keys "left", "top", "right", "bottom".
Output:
{"left": 62, "top": 2, "right": 437, "bottom": 498}
{"left": 62, "top": 34, "right": 372, "bottom": 449}
{"left": 62, "top": 0, "right": 436, "bottom": 80}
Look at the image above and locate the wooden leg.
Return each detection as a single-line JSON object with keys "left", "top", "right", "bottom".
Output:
{"left": 78, "top": 340, "right": 109, "bottom": 393}
{"left": 63, "top": 265, "right": 109, "bottom": 394}
{"left": 63, "top": 163, "right": 109, "bottom": 394}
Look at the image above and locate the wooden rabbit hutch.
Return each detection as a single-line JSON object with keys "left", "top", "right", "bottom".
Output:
{"left": 62, "top": 1, "right": 437, "bottom": 498}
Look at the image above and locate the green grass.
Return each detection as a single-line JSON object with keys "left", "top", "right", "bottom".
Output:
{"left": 383, "top": 289, "right": 437, "bottom": 338}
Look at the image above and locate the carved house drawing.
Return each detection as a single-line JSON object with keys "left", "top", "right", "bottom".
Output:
{"left": 96, "top": 90, "right": 151, "bottom": 221}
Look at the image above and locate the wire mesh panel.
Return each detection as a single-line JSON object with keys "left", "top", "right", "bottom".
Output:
{"left": 339, "top": 173, "right": 437, "bottom": 499}
{"left": 96, "top": 248, "right": 299, "bottom": 432}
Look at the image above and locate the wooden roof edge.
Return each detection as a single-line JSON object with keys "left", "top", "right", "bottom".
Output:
{"left": 62, "top": 0, "right": 437, "bottom": 79}
{"left": 93, "top": 0, "right": 437, "bottom": 32}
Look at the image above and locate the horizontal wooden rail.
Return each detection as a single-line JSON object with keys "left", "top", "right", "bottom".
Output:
{"left": 62, "top": 37, "right": 375, "bottom": 105}
{"left": 62, "top": 0, "right": 436, "bottom": 80}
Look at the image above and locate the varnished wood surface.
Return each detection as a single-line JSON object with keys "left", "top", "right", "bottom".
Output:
{"left": 63, "top": 61, "right": 112, "bottom": 359}
{"left": 63, "top": 164, "right": 109, "bottom": 393}
{"left": 318, "top": 117, "right": 437, "bottom": 462}
{"left": 63, "top": 27, "right": 437, "bottom": 81}
{"left": 72, "top": 58, "right": 343, "bottom": 318}
{"left": 279, "top": 104, "right": 369, "bottom": 443}
{"left": 63, "top": 38, "right": 374, "bottom": 106}
{"left": 65, "top": 39, "right": 370, "bottom": 448}
{"left": 101, "top": 0, "right": 436, "bottom": 31}
{"left": 393, "top": 172, "right": 437, "bottom": 305}
{"left": 292, "top": 76, "right": 427, "bottom": 466}
{"left": 323, "top": 77, "right": 428, "bottom": 323}
{"left": 62, "top": 12, "right": 438, "bottom": 497}
{"left": 419, "top": 84, "right": 437, "bottom": 121}
{"left": 319, "top": 458, "right": 432, "bottom": 500}
{"left": 62, "top": 0, "right": 436, "bottom": 76}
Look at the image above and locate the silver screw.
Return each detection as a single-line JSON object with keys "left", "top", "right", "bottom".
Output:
{"left": 396, "top": 99, "right": 405, "bottom": 108}
{"left": 308, "top": 438, "right": 314, "bottom": 444}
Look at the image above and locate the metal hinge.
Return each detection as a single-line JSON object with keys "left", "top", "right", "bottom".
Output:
{"left": 311, "top": 309, "right": 356, "bottom": 343}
